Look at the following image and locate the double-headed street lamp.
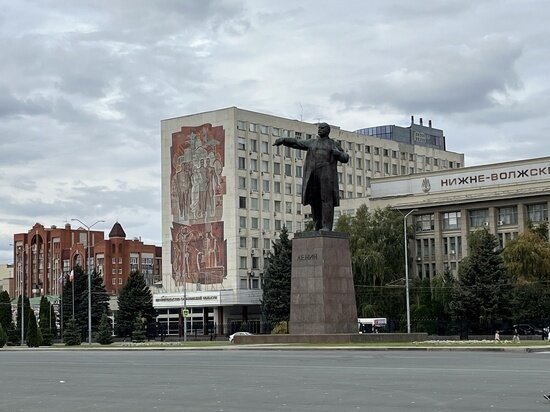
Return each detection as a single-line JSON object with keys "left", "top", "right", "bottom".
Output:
{"left": 71, "top": 218, "right": 104, "bottom": 345}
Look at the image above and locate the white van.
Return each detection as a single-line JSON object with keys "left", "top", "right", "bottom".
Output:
{"left": 358, "top": 318, "right": 387, "bottom": 333}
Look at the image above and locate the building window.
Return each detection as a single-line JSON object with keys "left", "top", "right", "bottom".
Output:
{"left": 118, "top": 278, "right": 122, "bottom": 284}
{"left": 261, "top": 141, "right": 269, "bottom": 154}
{"left": 527, "top": 203, "right": 548, "bottom": 223}
{"left": 383, "top": 149, "right": 389, "bottom": 157}
{"left": 285, "top": 201, "right": 292, "bottom": 214}
{"left": 416, "top": 214, "right": 435, "bottom": 232}
{"left": 285, "top": 221, "right": 293, "bottom": 232}
{"left": 239, "top": 216, "right": 247, "bottom": 229}
{"left": 469, "top": 209, "right": 489, "bottom": 228}
{"left": 375, "top": 161, "right": 380, "bottom": 172}
{"left": 251, "top": 278, "right": 260, "bottom": 289}
{"left": 261, "top": 160, "right": 269, "bottom": 173}
{"left": 250, "top": 178, "right": 258, "bottom": 191}
{"left": 392, "top": 164, "right": 397, "bottom": 175}
{"left": 274, "top": 201, "right": 281, "bottom": 213}
{"left": 285, "top": 183, "right": 292, "bottom": 195}
{"left": 239, "top": 256, "right": 247, "bottom": 269}
{"left": 239, "top": 196, "right": 246, "bottom": 209}
{"left": 275, "top": 220, "right": 282, "bottom": 230}
{"left": 252, "top": 237, "right": 259, "bottom": 248}
{"left": 112, "top": 278, "right": 116, "bottom": 285}
{"left": 250, "top": 159, "right": 258, "bottom": 171}
{"left": 274, "top": 182, "right": 281, "bottom": 193}
{"left": 240, "top": 237, "right": 247, "bottom": 248}
{"left": 237, "top": 121, "right": 245, "bottom": 130}
{"left": 263, "top": 218, "right": 270, "bottom": 230}
{"left": 250, "top": 197, "right": 258, "bottom": 210}
{"left": 237, "top": 137, "right": 246, "bottom": 150}
{"left": 262, "top": 180, "right": 270, "bottom": 192}
{"left": 498, "top": 206, "right": 518, "bottom": 226}
{"left": 250, "top": 139, "right": 257, "bottom": 152}
{"left": 356, "top": 158, "right": 363, "bottom": 170}
{"left": 272, "top": 127, "right": 280, "bottom": 137}
{"left": 281, "top": 163, "right": 290, "bottom": 177}
{"left": 238, "top": 176, "right": 246, "bottom": 189}
{"left": 249, "top": 123, "right": 257, "bottom": 132}
{"left": 264, "top": 238, "right": 271, "bottom": 250}
{"left": 238, "top": 157, "right": 246, "bottom": 170}
{"left": 252, "top": 257, "right": 259, "bottom": 269}
{"left": 442, "top": 212, "right": 461, "bottom": 230}
{"left": 251, "top": 217, "right": 259, "bottom": 229}
{"left": 240, "top": 278, "right": 248, "bottom": 289}
{"left": 262, "top": 199, "right": 270, "bottom": 211}
{"left": 274, "top": 163, "right": 280, "bottom": 175}
{"left": 261, "top": 125, "right": 268, "bottom": 134}
{"left": 347, "top": 174, "right": 353, "bottom": 184}
{"left": 296, "top": 165, "right": 302, "bottom": 177}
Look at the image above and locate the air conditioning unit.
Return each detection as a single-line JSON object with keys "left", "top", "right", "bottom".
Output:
{"left": 416, "top": 257, "right": 422, "bottom": 262}
{"left": 483, "top": 222, "right": 489, "bottom": 227}
{"left": 450, "top": 250, "right": 456, "bottom": 255}
{"left": 497, "top": 220, "right": 504, "bottom": 226}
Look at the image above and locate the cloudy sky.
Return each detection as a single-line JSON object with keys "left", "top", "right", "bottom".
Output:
{"left": 1, "top": 0, "right": 549, "bottom": 263}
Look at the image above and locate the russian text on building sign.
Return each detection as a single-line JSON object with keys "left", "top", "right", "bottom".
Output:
{"left": 441, "top": 166, "right": 550, "bottom": 187}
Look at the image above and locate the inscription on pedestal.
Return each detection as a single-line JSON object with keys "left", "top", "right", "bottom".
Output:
{"left": 289, "top": 233, "right": 358, "bottom": 335}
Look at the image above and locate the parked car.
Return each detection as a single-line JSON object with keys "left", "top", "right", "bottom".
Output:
{"left": 229, "top": 331, "right": 253, "bottom": 343}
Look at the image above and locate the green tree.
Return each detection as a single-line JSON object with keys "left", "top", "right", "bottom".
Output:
{"left": 95, "top": 313, "right": 114, "bottom": 345}
{"left": 26, "top": 309, "right": 42, "bottom": 347}
{"left": 335, "top": 205, "right": 407, "bottom": 320}
{"left": 116, "top": 271, "right": 156, "bottom": 338}
{"left": 451, "top": 230, "right": 510, "bottom": 332}
{"left": 0, "top": 290, "right": 12, "bottom": 331}
{"left": 38, "top": 296, "right": 53, "bottom": 346}
{"left": 261, "top": 226, "right": 292, "bottom": 327}
{"left": 62, "top": 266, "right": 110, "bottom": 337}
{"left": 63, "top": 319, "right": 81, "bottom": 346}
{"left": 7, "top": 322, "right": 19, "bottom": 346}
{"left": 0, "top": 322, "right": 7, "bottom": 348}
{"left": 503, "top": 229, "right": 550, "bottom": 283}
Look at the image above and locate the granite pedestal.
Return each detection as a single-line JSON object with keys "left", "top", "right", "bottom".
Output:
{"left": 289, "top": 231, "right": 358, "bottom": 334}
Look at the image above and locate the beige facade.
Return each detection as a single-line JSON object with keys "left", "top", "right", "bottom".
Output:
{"left": 160, "top": 107, "right": 464, "bottom": 332}
{"left": 0, "top": 263, "right": 14, "bottom": 297}
{"left": 366, "top": 156, "right": 550, "bottom": 279}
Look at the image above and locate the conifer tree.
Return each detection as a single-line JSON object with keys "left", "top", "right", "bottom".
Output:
{"left": 63, "top": 319, "right": 81, "bottom": 346}
{"left": 0, "top": 322, "right": 7, "bottom": 348}
{"left": 38, "top": 296, "right": 53, "bottom": 346}
{"left": 116, "top": 271, "right": 156, "bottom": 338}
{"left": 261, "top": 226, "right": 292, "bottom": 328}
{"left": 0, "top": 290, "right": 12, "bottom": 331}
{"left": 26, "top": 309, "right": 42, "bottom": 347}
{"left": 16, "top": 295, "right": 31, "bottom": 343}
{"left": 451, "top": 229, "right": 510, "bottom": 331}
{"left": 95, "top": 313, "right": 114, "bottom": 345}
{"left": 62, "top": 266, "right": 110, "bottom": 335}
{"left": 7, "top": 322, "right": 19, "bottom": 346}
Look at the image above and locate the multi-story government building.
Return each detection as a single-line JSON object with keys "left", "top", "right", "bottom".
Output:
{"left": 159, "top": 107, "right": 464, "bottom": 335}
{"left": 364, "top": 155, "right": 550, "bottom": 280}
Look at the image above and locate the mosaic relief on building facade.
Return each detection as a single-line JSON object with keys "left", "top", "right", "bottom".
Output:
{"left": 170, "top": 124, "right": 227, "bottom": 286}
{"left": 170, "top": 124, "right": 226, "bottom": 223}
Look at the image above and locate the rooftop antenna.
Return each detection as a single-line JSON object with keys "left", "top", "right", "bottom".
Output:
{"left": 299, "top": 103, "right": 303, "bottom": 121}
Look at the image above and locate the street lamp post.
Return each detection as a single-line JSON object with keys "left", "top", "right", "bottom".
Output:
{"left": 402, "top": 209, "right": 417, "bottom": 334}
{"left": 71, "top": 218, "right": 104, "bottom": 345}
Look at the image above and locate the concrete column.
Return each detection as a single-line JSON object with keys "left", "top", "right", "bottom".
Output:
{"left": 517, "top": 203, "right": 526, "bottom": 233}
{"left": 433, "top": 211, "right": 443, "bottom": 276}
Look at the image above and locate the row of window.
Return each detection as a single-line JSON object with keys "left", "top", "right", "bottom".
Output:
{"left": 238, "top": 176, "right": 302, "bottom": 196}
{"left": 415, "top": 204, "right": 549, "bottom": 232}
{"left": 416, "top": 236, "right": 463, "bottom": 258}
{"left": 239, "top": 197, "right": 302, "bottom": 214}
{"left": 238, "top": 216, "right": 299, "bottom": 232}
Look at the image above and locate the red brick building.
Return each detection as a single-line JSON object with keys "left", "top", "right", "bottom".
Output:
{"left": 12, "top": 222, "right": 161, "bottom": 298}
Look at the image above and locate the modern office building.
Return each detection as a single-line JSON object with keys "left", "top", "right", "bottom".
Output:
{"left": 365, "top": 156, "right": 550, "bottom": 279}
{"left": 159, "top": 107, "right": 464, "bottom": 334}
{"left": 12, "top": 222, "right": 161, "bottom": 299}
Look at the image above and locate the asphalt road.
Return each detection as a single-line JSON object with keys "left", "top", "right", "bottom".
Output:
{"left": 2, "top": 349, "right": 550, "bottom": 411}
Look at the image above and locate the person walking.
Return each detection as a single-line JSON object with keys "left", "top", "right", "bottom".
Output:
{"left": 494, "top": 330, "right": 500, "bottom": 342}
{"left": 512, "top": 328, "right": 520, "bottom": 343}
